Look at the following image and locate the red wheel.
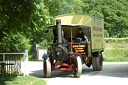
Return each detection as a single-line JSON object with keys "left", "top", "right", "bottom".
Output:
{"left": 73, "top": 56, "right": 82, "bottom": 78}
{"left": 92, "top": 52, "right": 103, "bottom": 71}
{"left": 43, "top": 58, "right": 51, "bottom": 77}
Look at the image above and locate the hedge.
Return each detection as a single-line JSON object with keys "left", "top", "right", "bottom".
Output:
{"left": 104, "top": 38, "right": 128, "bottom": 43}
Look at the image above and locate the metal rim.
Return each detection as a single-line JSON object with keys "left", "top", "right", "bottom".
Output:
{"left": 43, "top": 59, "right": 51, "bottom": 78}
{"left": 74, "top": 56, "right": 82, "bottom": 77}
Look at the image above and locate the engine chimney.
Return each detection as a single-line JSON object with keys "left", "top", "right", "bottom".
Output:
{"left": 56, "top": 20, "right": 62, "bottom": 45}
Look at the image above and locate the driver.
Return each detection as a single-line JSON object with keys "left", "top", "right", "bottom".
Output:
{"left": 76, "top": 28, "right": 88, "bottom": 42}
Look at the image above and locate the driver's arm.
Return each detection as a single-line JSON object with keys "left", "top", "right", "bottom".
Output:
{"left": 84, "top": 35, "right": 89, "bottom": 42}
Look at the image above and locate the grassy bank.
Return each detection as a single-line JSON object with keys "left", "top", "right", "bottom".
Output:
{"left": 103, "top": 42, "right": 128, "bottom": 62}
{"left": 0, "top": 75, "right": 46, "bottom": 85}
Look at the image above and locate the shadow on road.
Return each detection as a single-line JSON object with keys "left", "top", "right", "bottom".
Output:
{"left": 30, "top": 63, "right": 128, "bottom": 78}
{"left": 82, "top": 63, "right": 128, "bottom": 78}
{"left": 30, "top": 70, "right": 74, "bottom": 78}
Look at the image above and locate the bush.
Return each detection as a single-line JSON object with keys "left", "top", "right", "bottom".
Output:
{"left": 0, "top": 32, "right": 31, "bottom": 52}
{"left": 38, "top": 29, "right": 54, "bottom": 49}
{"left": 104, "top": 29, "right": 109, "bottom": 38}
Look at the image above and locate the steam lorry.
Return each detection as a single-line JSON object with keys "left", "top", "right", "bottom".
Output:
{"left": 43, "top": 14, "right": 104, "bottom": 77}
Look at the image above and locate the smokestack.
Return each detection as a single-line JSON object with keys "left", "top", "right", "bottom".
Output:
{"left": 56, "top": 19, "right": 62, "bottom": 45}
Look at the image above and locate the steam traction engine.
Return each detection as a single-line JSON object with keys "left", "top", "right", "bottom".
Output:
{"left": 43, "top": 14, "right": 104, "bottom": 78}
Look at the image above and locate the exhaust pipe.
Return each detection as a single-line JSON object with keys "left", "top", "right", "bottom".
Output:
{"left": 56, "top": 20, "right": 62, "bottom": 45}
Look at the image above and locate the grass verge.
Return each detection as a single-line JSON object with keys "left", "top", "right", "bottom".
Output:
{"left": 0, "top": 75, "right": 46, "bottom": 85}
{"left": 103, "top": 42, "right": 128, "bottom": 62}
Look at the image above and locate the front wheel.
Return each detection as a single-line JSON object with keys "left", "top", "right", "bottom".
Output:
{"left": 43, "top": 58, "right": 51, "bottom": 77}
{"left": 92, "top": 52, "right": 103, "bottom": 71}
{"left": 73, "top": 56, "right": 82, "bottom": 78}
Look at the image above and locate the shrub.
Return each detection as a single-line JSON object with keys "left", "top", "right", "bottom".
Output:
{"left": 0, "top": 32, "right": 31, "bottom": 52}
{"left": 104, "top": 29, "right": 109, "bottom": 38}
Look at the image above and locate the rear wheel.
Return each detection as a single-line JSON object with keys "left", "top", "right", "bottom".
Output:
{"left": 92, "top": 52, "right": 103, "bottom": 71}
{"left": 73, "top": 56, "right": 82, "bottom": 78}
{"left": 43, "top": 58, "right": 51, "bottom": 77}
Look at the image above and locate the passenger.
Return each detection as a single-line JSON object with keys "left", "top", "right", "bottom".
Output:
{"left": 76, "top": 28, "right": 88, "bottom": 43}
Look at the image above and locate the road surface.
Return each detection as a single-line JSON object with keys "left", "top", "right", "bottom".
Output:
{"left": 28, "top": 62, "right": 128, "bottom": 85}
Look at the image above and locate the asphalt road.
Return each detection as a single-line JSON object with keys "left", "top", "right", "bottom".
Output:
{"left": 28, "top": 62, "right": 128, "bottom": 85}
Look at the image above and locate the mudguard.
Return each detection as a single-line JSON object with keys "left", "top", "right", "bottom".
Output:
{"left": 92, "top": 51, "right": 100, "bottom": 57}
{"left": 72, "top": 54, "right": 78, "bottom": 59}
{"left": 42, "top": 54, "right": 49, "bottom": 60}
{"left": 72, "top": 54, "right": 81, "bottom": 59}
{"left": 72, "top": 54, "right": 84, "bottom": 64}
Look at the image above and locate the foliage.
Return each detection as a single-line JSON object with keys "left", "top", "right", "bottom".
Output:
{"left": 37, "top": 29, "right": 54, "bottom": 49}
{"left": 0, "top": 0, "right": 51, "bottom": 33}
{"left": 43, "top": 0, "right": 85, "bottom": 16}
{"left": 81, "top": 0, "right": 128, "bottom": 38}
{"left": 0, "top": 32, "right": 31, "bottom": 52}
{"left": 0, "top": 0, "right": 52, "bottom": 52}
{"left": 104, "top": 29, "right": 109, "bottom": 38}
{"left": 105, "top": 38, "right": 128, "bottom": 43}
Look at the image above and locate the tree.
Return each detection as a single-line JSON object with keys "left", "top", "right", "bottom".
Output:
{"left": 0, "top": 0, "right": 52, "bottom": 52}
{"left": 44, "top": 0, "right": 85, "bottom": 16}
{"left": 81, "top": 0, "right": 128, "bottom": 38}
